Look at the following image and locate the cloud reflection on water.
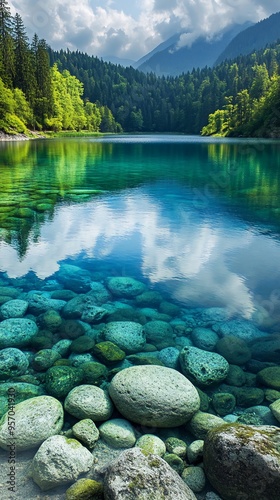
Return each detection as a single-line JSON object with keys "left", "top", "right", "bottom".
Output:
{"left": 1, "top": 187, "right": 280, "bottom": 318}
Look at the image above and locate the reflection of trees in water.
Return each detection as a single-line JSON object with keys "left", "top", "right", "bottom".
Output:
{"left": 1, "top": 138, "right": 280, "bottom": 256}
{"left": 0, "top": 139, "right": 105, "bottom": 255}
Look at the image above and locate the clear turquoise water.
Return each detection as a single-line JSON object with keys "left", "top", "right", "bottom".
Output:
{"left": 1, "top": 134, "right": 280, "bottom": 323}
{"left": 1, "top": 134, "right": 280, "bottom": 497}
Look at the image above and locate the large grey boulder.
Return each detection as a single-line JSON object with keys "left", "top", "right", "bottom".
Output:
{"left": 103, "top": 447, "right": 197, "bottom": 499}
{"left": 109, "top": 365, "right": 200, "bottom": 427}
{"left": 204, "top": 423, "right": 280, "bottom": 500}
{"left": 31, "top": 435, "right": 94, "bottom": 490}
{"left": 180, "top": 346, "right": 229, "bottom": 386}
{"left": 0, "top": 318, "right": 38, "bottom": 348}
{"left": 0, "top": 396, "right": 64, "bottom": 451}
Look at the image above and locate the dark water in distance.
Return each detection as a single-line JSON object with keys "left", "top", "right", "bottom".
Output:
{"left": 1, "top": 134, "right": 280, "bottom": 323}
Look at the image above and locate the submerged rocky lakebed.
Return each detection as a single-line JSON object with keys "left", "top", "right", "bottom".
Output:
{"left": 0, "top": 262, "right": 279, "bottom": 499}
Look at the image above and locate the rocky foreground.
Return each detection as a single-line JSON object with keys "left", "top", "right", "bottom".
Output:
{"left": 0, "top": 265, "right": 279, "bottom": 499}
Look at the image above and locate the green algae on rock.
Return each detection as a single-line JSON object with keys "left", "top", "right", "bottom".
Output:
{"left": 204, "top": 423, "right": 280, "bottom": 500}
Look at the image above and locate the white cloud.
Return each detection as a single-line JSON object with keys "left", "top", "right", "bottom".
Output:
{"left": 8, "top": 0, "right": 280, "bottom": 60}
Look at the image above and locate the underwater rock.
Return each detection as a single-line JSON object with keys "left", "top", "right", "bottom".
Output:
{"left": 31, "top": 435, "right": 94, "bottom": 491}
{"left": 269, "top": 399, "right": 280, "bottom": 423}
{"left": 204, "top": 423, "right": 280, "bottom": 500}
{"left": 0, "top": 317, "right": 38, "bottom": 348}
{"left": 27, "top": 291, "right": 66, "bottom": 315}
{"left": 225, "top": 364, "right": 246, "bottom": 386}
{"left": 107, "top": 276, "right": 146, "bottom": 298}
{"left": 191, "top": 327, "right": 219, "bottom": 352}
{"left": 109, "top": 365, "right": 200, "bottom": 427}
{"left": 230, "top": 387, "right": 264, "bottom": 407}
{"left": 250, "top": 335, "right": 280, "bottom": 362}
{"left": 136, "top": 434, "right": 166, "bottom": 456}
{"left": 59, "top": 318, "right": 88, "bottom": 339}
{"left": 211, "top": 392, "right": 236, "bottom": 416}
{"left": 257, "top": 366, "right": 280, "bottom": 390}
{"left": 215, "top": 335, "right": 251, "bottom": 365}
{"left": 103, "top": 447, "right": 197, "bottom": 500}
{"left": 99, "top": 418, "right": 137, "bottom": 449}
{"left": 56, "top": 263, "right": 92, "bottom": 293}
{"left": 72, "top": 418, "right": 100, "bottom": 449}
{"left": 0, "top": 395, "right": 64, "bottom": 451}
{"left": 187, "top": 411, "right": 224, "bottom": 439}
{"left": 45, "top": 365, "right": 83, "bottom": 398}
{"left": 165, "top": 437, "right": 187, "bottom": 459}
{"left": 163, "top": 453, "right": 185, "bottom": 475}
{"left": 212, "top": 319, "right": 267, "bottom": 342}
{"left": 186, "top": 440, "right": 204, "bottom": 464}
{"left": 103, "top": 321, "right": 146, "bottom": 353}
{"left": 0, "top": 347, "right": 29, "bottom": 379}
{"left": 32, "top": 348, "right": 61, "bottom": 371}
{"left": 180, "top": 346, "right": 229, "bottom": 386}
{"left": 93, "top": 341, "right": 126, "bottom": 364}
{"left": 65, "top": 478, "right": 103, "bottom": 500}
{"left": 62, "top": 295, "right": 108, "bottom": 323}
{"left": 0, "top": 298, "right": 28, "bottom": 319}
{"left": 81, "top": 361, "right": 108, "bottom": 385}
{"left": 181, "top": 466, "right": 206, "bottom": 493}
{"left": 157, "top": 347, "right": 180, "bottom": 369}
{"left": 64, "top": 384, "right": 114, "bottom": 421}
{"left": 135, "top": 290, "right": 163, "bottom": 306}
{"left": 70, "top": 335, "right": 96, "bottom": 353}
{"left": 88, "top": 281, "right": 112, "bottom": 304}
{"left": 37, "top": 308, "right": 63, "bottom": 331}
{"left": 144, "top": 320, "right": 175, "bottom": 349}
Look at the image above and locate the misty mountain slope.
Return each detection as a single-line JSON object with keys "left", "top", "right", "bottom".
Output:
{"left": 215, "top": 11, "right": 280, "bottom": 65}
{"left": 137, "top": 23, "right": 251, "bottom": 76}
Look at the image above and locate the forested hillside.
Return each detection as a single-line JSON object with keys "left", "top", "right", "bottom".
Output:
{"left": 0, "top": 0, "right": 120, "bottom": 134}
{"left": 1, "top": 0, "right": 280, "bottom": 138}
{"left": 50, "top": 42, "right": 280, "bottom": 137}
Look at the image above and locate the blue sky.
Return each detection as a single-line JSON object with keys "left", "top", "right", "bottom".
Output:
{"left": 9, "top": 1, "right": 280, "bottom": 61}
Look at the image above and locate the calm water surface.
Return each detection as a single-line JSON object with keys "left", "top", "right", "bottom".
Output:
{"left": 1, "top": 134, "right": 280, "bottom": 322}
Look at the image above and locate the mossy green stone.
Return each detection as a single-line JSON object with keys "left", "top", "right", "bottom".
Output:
{"left": 257, "top": 366, "right": 280, "bottom": 390}
{"left": 70, "top": 335, "right": 95, "bottom": 353}
{"left": 126, "top": 355, "right": 164, "bottom": 366}
{"left": 65, "top": 478, "right": 103, "bottom": 500}
{"left": 212, "top": 392, "right": 236, "bottom": 416}
{"left": 81, "top": 361, "right": 108, "bottom": 385}
{"left": 163, "top": 453, "right": 184, "bottom": 475}
{"left": 45, "top": 366, "right": 83, "bottom": 398}
{"left": 93, "top": 341, "right": 126, "bottom": 364}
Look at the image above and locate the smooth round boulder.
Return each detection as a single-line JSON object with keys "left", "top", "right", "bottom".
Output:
{"left": 136, "top": 434, "right": 166, "bottom": 456}
{"left": 109, "top": 366, "right": 200, "bottom": 428}
{"left": 180, "top": 346, "right": 229, "bottom": 386}
{"left": 0, "top": 348, "right": 29, "bottom": 380}
{"left": 0, "top": 318, "right": 38, "bottom": 348}
{"left": 204, "top": 424, "right": 280, "bottom": 500}
{"left": 31, "top": 435, "right": 94, "bottom": 490}
{"left": 0, "top": 395, "right": 64, "bottom": 451}
{"left": 64, "top": 384, "right": 114, "bottom": 421}
{"left": 99, "top": 418, "right": 136, "bottom": 448}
